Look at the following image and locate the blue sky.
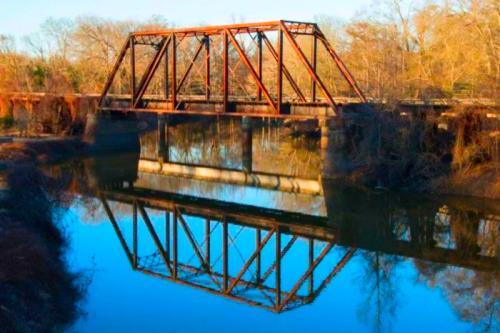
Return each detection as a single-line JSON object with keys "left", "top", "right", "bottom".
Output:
{"left": 0, "top": 0, "right": 373, "bottom": 37}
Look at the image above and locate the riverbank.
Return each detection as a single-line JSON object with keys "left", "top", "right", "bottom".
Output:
{"left": 431, "top": 164, "right": 499, "bottom": 199}
{"left": 0, "top": 137, "right": 87, "bottom": 170}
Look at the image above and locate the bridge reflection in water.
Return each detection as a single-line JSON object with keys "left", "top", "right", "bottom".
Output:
{"left": 84, "top": 149, "right": 498, "bottom": 314}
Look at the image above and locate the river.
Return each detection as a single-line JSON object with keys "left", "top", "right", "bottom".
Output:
{"left": 5, "top": 116, "right": 497, "bottom": 332}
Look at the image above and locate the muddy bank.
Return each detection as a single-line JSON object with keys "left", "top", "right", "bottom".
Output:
{"left": 0, "top": 138, "right": 87, "bottom": 171}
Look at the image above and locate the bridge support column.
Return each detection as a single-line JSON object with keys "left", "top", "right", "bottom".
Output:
{"left": 157, "top": 114, "right": 169, "bottom": 162}
{"left": 320, "top": 117, "right": 347, "bottom": 180}
{"left": 83, "top": 111, "right": 140, "bottom": 154}
{"left": 241, "top": 116, "right": 253, "bottom": 172}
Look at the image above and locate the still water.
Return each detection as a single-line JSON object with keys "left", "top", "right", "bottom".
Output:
{"left": 46, "top": 117, "right": 498, "bottom": 332}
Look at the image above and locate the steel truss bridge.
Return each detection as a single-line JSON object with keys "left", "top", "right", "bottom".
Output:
{"left": 99, "top": 20, "right": 367, "bottom": 118}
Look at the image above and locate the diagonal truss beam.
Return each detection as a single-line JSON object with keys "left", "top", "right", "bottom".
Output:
{"left": 176, "top": 38, "right": 206, "bottom": 93}
{"left": 311, "top": 248, "right": 356, "bottom": 299}
{"left": 225, "top": 29, "right": 278, "bottom": 113}
{"left": 175, "top": 207, "right": 209, "bottom": 269}
{"left": 137, "top": 203, "right": 174, "bottom": 274}
{"left": 278, "top": 242, "right": 334, "bottom": 310}
{"left": 261, "top": 34, "right": 306, "bottom": 102}
{"left": 98, "top": 37, "right": 131, "bottom": 107}
{"left": 100, "top": 196, "right": 135, "bottom": 265}
{"left": 280, "top": 22, "right": 337, "bottom": 113}
{"left": 134, "top": 36, "right": 172, "bottom": 108}
{"left": 261, "top": 235, "right": 298, "bottom": 282}
{"left": 315, "top": 30, "right": 367, "bottom": 103}
{"left": 226, "top": 227, "right": 277, "bottom": 294}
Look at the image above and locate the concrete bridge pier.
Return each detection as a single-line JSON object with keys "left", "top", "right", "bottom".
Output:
{"left": 320, "top": 117, "right": 347, "bottom": 180}
{"left": 241, "top": 116, "right": 253, "bottom": 172}
{"left": 83, "top": 111, "right": 140, "bottom": 154}
{"left": 157, "top": 114, "right": 170, "bottom": 162}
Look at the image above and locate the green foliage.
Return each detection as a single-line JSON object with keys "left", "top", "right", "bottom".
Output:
{"left": 0, "top": 115, "right": 14, "bottom": 129}
{"left": 30, "top": 63, "right": 47, "bottom": 90}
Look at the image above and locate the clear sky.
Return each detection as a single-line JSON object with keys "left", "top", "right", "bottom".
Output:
{"left": 0, "top": 0, "right": 374, "bottom": 38}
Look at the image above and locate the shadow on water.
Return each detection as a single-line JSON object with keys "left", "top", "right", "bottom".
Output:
{"left": 0, "top": 166, "right": 87, "bottom": 332}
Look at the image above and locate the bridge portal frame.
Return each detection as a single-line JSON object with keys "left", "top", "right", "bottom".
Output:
{"left": 99, "top": 20, "right": 367, "bottom": 118}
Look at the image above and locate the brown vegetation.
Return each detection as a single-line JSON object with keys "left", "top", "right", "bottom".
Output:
{"left": 0, "top": 139, "right": 86, "bottom": 170}
{"left": 0, "top": 1, "right": 497, "bottom": 101}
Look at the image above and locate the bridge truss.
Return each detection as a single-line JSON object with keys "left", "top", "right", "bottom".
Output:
{"left": 99, "top": 20, "right": 367, "bottom": 118}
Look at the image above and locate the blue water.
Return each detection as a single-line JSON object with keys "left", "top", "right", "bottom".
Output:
{"left": 60, "top": 194, "right": 493, "bottom": 333}
{"left": 56, "top": 120, "right": 498, "bottom": 332}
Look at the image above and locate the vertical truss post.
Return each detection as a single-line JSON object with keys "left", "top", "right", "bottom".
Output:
{"left": 171, "top": 34, "right": 177, "bottom": 110}
{"left": 223, "top": 31, "right": 229, "bottom": 113}
{"left": 173, "top": 208, "right": 178, "bottom": 279}
{"left": 277, "top": 28, "right": 283, "bottom": 114}
{"left": 275, "top": 228, "right": 282, "bottom": 307}
{"left": 165, "top": 211, "right": 170, "bottom": 261}
{"left": 223, "top": 220, "right": 229, "bottom": 291}
{"left": 308, "top": 239, "right": 314, "bottom": 295}
{"left": 205, "top": 219, "right": 211, "bottom": 268}
{"left": 257, "top": 32, "right": 263, "bottom": 101}
{"left": 262, "top": 34, "right": 306, "bottom": 102}
{"left": 133, "top": 201, "right": 138, "bottom": 268}
{"left": 311, "top": 34, "right": 317, "bottom": 102}
{"left": 205, "top": 36, "right": 211, "bottom": 100}
{"left": 130, "top": 36, "right": 136, "bottom": 105}
{"left": 256, "top": 228, "right": 261, "bottom": 282}
{"left": 164, "top": 40, "right": 169, "bottom": 100}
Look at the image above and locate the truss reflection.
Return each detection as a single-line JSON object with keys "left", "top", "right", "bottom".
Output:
{"left": 100, "top": 189, "right": 354, "bottom": 312}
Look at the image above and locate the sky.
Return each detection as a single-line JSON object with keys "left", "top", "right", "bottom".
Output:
{"left": 0, "top": 0, "right": 374, "bottom": 38}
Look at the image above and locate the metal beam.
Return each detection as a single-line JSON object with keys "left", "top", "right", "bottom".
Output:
{"left": 98, "top": 37, "right": 130, "bottom": 107}
{"left": 225, "top": 29, "right": 278, "bottom": 114}
{"left": 262, "top": 33, "right": 306, "bottom": 102}
{"left": 134, "top": 36, "right": 172, "bottom": 108}
{"left": 138, "top": 203, "right": 173, "bottom": 274}
{"left": 176, "top": 39, "right": 205, "bottom": 93}
{"left": 280, "top": 22, "right": 337, "bottom": 113}
{"left": 226, "top": 227, "right": 276, "bottom": 294}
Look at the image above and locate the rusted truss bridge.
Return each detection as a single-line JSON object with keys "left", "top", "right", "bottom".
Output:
{"left": 99, "top": 20, "right": 367, "bottom": 118}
